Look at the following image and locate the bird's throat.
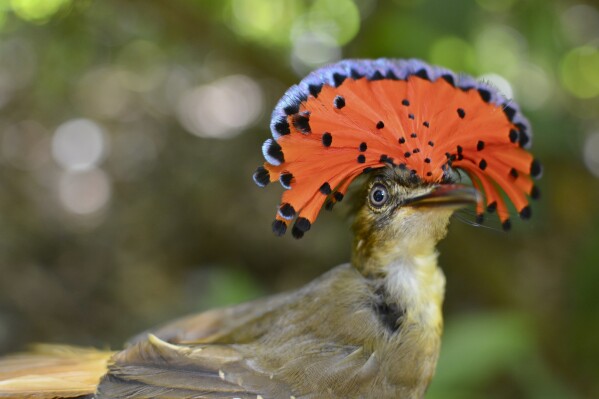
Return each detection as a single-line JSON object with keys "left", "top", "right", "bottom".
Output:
{"left": 352, "top": 222, "right": 448, "bottom": 335}
{"left": 384, "top": 251, "right": 445, "bottom": 332}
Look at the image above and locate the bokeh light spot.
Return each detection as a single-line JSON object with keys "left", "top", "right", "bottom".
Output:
{"left": 475, "top": 25, "right": 526, "bottom": 78}
{"left": 177, "top": 75, "right": 263, "bottom": 139}
{"left": 560, "top": 45, "right": 599, "bottom": 99}
{"left": 230, "top": 0, "right": 303, "bottom": 46}
{"left": 291, "top": 32, "right": 341, "bottom": 75}
{"left": 10, "top": 0, "right": 71, "bottom": 23}
{"left": 58, "top": 167, "right": 111, "bottom": 215}
{"left": 52, "top": 119, "right": 108, "bottom": 171}
{"left": 308, "top": 0, "right": 360, "bottom": 46}
{"left": 430, "top": 36, "right": 476, "bottom": 73}
{"left": 513, "top": 63, "right": 552, "bottom": 110}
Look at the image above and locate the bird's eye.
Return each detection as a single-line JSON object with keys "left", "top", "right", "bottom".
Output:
{"left": 369, "top": 183, "right": 389, "bottom": 208}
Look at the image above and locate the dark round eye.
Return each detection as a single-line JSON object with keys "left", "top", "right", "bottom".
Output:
{"left": 369, "top": 183, "right": 389, "bottom": 208}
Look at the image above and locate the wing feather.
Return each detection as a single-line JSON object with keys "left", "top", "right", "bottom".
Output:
{"left": 97, "top": 334, "right": 292, "bottom": 399}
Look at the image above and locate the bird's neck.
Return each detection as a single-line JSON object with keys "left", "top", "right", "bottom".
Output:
{"left": 383, "top": 247, "right": 445, "bottom": 331}
{"left": 352, "top": 232, "right": 446, "bottom": 331}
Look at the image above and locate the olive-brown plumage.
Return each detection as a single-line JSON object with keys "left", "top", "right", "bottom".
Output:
{"left": 0, "top": 168, "right": 477, "bottom": 399}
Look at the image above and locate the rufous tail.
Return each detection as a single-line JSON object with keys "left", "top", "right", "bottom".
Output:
{"left": 0, "top": 345, "right": 114, "bottom": 398}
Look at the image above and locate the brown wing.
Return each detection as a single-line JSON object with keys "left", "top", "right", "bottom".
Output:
{"left": 0, "top": 345, "right": 112, "bottom": 399}
{"left": 126, "top": 293, "right": 288, "bottom": 346}
{"left": 97, "top": 334, "right": 293, "bottom": 399}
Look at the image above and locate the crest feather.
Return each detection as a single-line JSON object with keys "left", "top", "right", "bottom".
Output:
{"left": 256, "top": 59, "right": 539, "bottom": 237}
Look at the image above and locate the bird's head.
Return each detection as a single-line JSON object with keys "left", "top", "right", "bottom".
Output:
{"left": 351, "top": 166, "right": 478, "bottom": 276}
{"left": 254, "top": 59, "right": 540, "bottom": 265}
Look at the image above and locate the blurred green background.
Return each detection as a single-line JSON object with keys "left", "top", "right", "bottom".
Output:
{"left": 0, "top": 0, "right": 597, "bottom": 397}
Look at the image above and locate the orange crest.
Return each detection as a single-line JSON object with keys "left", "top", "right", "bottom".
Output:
{"left": 254, "top": 59, "right": 541, "bottom": 238}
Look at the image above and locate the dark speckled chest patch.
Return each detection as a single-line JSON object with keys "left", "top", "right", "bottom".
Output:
{"left": 373, "top": 287, "right": 404, "bottom": 333}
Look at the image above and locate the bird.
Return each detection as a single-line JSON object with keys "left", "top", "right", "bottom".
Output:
{"left": 0, "top": 58, "right": 540, "bottom": 399}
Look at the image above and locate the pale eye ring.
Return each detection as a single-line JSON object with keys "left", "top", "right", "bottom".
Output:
{"left": 369, "top": 183, "right": 389, "bottom": 208}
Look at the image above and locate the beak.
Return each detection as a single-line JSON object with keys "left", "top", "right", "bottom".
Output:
{"left": 404, "top": 184, "right": 480, "bottom": 209}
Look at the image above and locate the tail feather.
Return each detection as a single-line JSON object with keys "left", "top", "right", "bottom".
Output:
{"left": 0, "top": 345, "right": 114, "bottom": 399}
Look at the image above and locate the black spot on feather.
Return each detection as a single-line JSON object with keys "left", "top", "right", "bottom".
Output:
{"left": 423, "top": 121, "right": 430, "bottom": 128}
{"left": 359, "top": 142, "right": 367, "bottom": 152}
{"left": 292, "top": 113, "right": 311, "bottom": 134}
{"left": 332, "top": 73, "right": 346, "bottom": 87}
{"left": 283, "top": 103, "right": 299, "bottom": 115}
{"left": 279, "top": 203, "right": 296, "bottom": 219}
{"left": 519, "top": 132, "right": 530, "bottom": 148}
{"left": 503, "top": 105, "right": 516, "bottom": 121}
{"left": 509, "top": 129, "right": 519, "bottom": 143}
{"left": 376, "top": 121, "right": 385, "bottom": 129}
{"left": 324, "top": 199, "right": 335, "bottom": 211}
{"left": 477, "top": 140, "right": 485, "bottom": 151}
{"left": 478, "top": 88, "right": 491, "bottom": 103}
{"left": 308, "top": 83, "right": 323, "bottom": 97}
{"left": 357, "top": 154, "right": 366, "bottom": 163}
{"left": 252, "top": 166, "right": 270, "bottom": 187}
{"left": 350, "top": 69, "right": 364, "bottom": 79}
{"left": 319, "top": 182, "right": 332, "bottom": 195}
{"left": 399, "top": 137, "right": 406, "bottom": 144}
{"left": 402, "top": 99, "right": 410, "bottom": 106}
{"left": 272, "top": 220, "right": 287, "bottom": 237}
{"left": 510, "top": 168, "right": 519, "bottom": 178}
{"left": 457, "top": 108, "right": 466, "bottom": 119}
{"left": 530, "top": 159, "right": 542, "bottom": 178}
{"left": 519, "top": 206, "right": 531, "bottom": 220}
{"left": 267, "top": 140, "right": 284, "bottom": 164}
{"left": 279, "top": 172, "right": 294, "bottom": 189}
{"left": 322, "top": 132, "right": 332, "bottom": 147}
{"left": 295, "top": 217, "right": 311, "bottom": 233}
{"left": 386, "top": 70, "right": 399, "bottom": 80}
{"left": 479, "top": 159, "right": 488, "bottom": 170}
{"left": 502, "top": 219, "right": 512, "bottom": 231}
{"left": 487, "top": 202, "right": 497, "bottom": 213}
{"left": 370, "top": 70, "right": 384, "bottom": 81}
{"left": 441, "top": 74, "right": 455, "bottom": 86}
{"left": 334, "top": 95, "right": 345, "bottom": 109}
{"left": 334, "top": 192, "right": 344, "bottom": 202}
{"left": 273, "top": 117, "right": 290, "bottom": 136}
{"left": 415, "top": 69, "right": 430, "bottom": 80}
{"left": 291, "top": 226, "right": 304, "bottom": 239}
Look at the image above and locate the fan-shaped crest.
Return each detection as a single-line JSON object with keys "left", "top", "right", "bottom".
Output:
{"left": 254, "top": 59, "right": 541, "bottom": 238}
